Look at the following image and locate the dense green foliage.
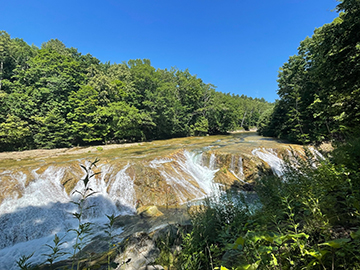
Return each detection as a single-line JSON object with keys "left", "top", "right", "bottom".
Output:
{"left": 259, "top": 0, "right": 360, "bottom": 144}
{"left": 178, "top": 138, "right": 360, "bottom": 269}
{"left": 0, "top": 32, "right": 272, "bottom": 151}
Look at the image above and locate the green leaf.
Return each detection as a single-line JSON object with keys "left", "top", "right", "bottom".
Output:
{"left": 307, "top": 249, "right": 328, "bottom": 260}
{"left": 271, "top": 253, "right": 278, "bottom": 266}
{"left": 319, "top": 238, "right": 350, "bottom": 249}
{"left": 263, "top": 235, "right": 275, "bottom": 244}
{"left": 351, "top": 229, "right": 360, "bottom": 239}
{"left": 233, "top": 236, "right": 245, "bottom": 249}
{"left": 258, "top": 245, "right": 273, "bottom": 254}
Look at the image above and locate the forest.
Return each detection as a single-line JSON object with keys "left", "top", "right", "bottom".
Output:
{"left": 0, "top": 32, "right": 272, "bottom": 151}
{"left": 258, "top": 0, "right": 360, "bottom": 144}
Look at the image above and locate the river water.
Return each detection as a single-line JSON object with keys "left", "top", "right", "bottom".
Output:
{"left": 0, "top": 132, "right": 299, "bottom": 269}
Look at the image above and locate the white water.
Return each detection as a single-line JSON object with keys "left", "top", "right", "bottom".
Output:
{"left": 0, "top": 162, "right": 134, "bottom": 270}
{"left": 252, "top": 148, "right": 285, "bottom": 177}
{"left": 107, "top": 163, "right": 136, "bottom": 214}
{"left": 209, "top": 153, "right": 216, "bottom": 170}
{"left": 238, "top": 157, "right": 244, "bottom": 178}
{"left": 149, "top": 158, "right": 174, "bottom": 168}
{"left": 0, "top": 147, "right": 289, "bottom": 269}
{"left": 150, "top": 151, "right": 220, "bottom": 204}
{"left": 229, "top": 156, "right": 246, "bottom": 183}
{"left": 0, "top": 150, "right": 221, "bottom": 269}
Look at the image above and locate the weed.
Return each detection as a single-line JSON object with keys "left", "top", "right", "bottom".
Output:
{"left": 104, "top": 214, "right": 117, "bottom": 270}
{"left": 42, "top": 234, "right": 68, "bottom": 270}
{"left": 16, "top": 253, "right": 35, "bottom": 270}
{"left": 69, "top": 158, "right": 100, "bottom": 270}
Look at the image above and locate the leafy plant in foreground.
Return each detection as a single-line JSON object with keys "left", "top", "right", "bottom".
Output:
{"left": 104, "top": 213, "right": 118, "bottom": 270}
{"left": 42, "top": 234, "right": 68, "bottom": 270}
{"left": 16, "top": 253, "right": 36, "bottom": 270}
{"left": 69, "top": 158, "right": 100, "bottom": 270}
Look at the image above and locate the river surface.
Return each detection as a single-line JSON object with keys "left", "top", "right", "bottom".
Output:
{"left": 0, "top": 132, "right": 301, "bottom": 269}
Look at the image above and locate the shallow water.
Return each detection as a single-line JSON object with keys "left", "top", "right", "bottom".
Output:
{"left": 0, "top": 132, "right": 300, "bottom": 269}
{"left": 0, "top": 132, "right": 294, "bottom": 169}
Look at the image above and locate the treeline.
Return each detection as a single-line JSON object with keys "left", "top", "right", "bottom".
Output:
{"left": 259, "top": 0, "right": 360, "bottom": 144}
{"left": 0, "top": 32, "right": 272, "bottom": 151}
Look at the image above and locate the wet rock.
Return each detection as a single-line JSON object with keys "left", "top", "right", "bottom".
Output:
{"left": 151, "top": 224, "right": 186, "bottom": 247}
{"left": 139, "top": 265, "right": 165, "bottom": 270}
{"left": 137, "top": 205, "right": 164, "bottom": 218}
{"left": 114, "top": 231, "right": 160, "bottom": 270}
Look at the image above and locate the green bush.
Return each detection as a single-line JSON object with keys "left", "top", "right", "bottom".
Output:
{"left": 179, "top": 141, "right": 360, "bottom": 269}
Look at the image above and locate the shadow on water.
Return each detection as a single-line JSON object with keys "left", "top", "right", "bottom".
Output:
{"left": 0, "top": 195, "right": 134, "bottom": 269}
{"left": 0, "top": 194, "right": 191, "bottom": 270}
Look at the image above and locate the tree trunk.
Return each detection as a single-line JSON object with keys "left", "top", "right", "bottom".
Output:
{"left": 241, "top": 111, "right": 247, "bottom": 127}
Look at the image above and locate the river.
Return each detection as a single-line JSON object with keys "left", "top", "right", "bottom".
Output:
{"left": 0, "top": 132, "right": 301, "bottom": 269}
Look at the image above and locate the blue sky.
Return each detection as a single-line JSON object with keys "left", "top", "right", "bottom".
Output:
{"left": 2, "top": 0, "right": 339, "bottom": 102}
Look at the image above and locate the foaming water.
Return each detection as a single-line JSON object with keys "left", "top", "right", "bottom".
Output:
{"left": 149, "top": 150, "right": 220, "bottom": 204}
{"left": 0, "top": 136, "right": 300, "bottom": 269}
{"left": 0, "top": 150, "right": 221, "bottom": 268}
{"left": 252, "top": 148, "right": 285, "bottom": 177}
{"left": 209, "top": 153, "right": 216, "bottom": 170}
{"left": 107, "top": 163, "right": 136, "bottom": 214}
{"left": 238, "top": 157, "right": 244, "bottom": 179}
{"left": 0, "top": 162, "right": 134, "bottom": 269}
{"left": 229, "top": 156, "right": 246, "bottom": 183}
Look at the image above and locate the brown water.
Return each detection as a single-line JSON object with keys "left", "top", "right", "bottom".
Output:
{"left": 0, "top": 132, "right": 294, "bottom": 169}
{"left": 0, "top": 132, "right": 300, "bottom": 208}
{"left": 0, "top": 132, "right": 305, "bottom": 269}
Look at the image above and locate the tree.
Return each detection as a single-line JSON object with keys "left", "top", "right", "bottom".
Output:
{"left": 261, "top": 0, "right": 360, "bottom": 143}
{"left": 0, "top": 115, "right": 31, "bottom": 150}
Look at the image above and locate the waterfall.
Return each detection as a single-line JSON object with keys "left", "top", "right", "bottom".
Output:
{"left": 149, "top": 151, "right": 220, "bottom": 204}
{"left": 252, "top": 148, "right": 285, "bottom": 177}
{"left": 0, "top": 150, "right": 222, "bottom": 269}
{"left": 71, "top": 163, "right": 129, "bottom": 219}
{"left": 209, "top": 153, "right": 216, "bottom": 170}
{"left": 0, "top": 167, "right": 75, "bottom": 269}
{"left": 238, "top": 156, "right": 244, "bottom": 179}
{"left": 181, "top": 151, "right": 220, "bottom": 197}
{"left": 0, "top": 133, "right": 312, "bottom": 269}
{"left": 107, "top": 163, "right": 136, "bottom": 214}
{"left": 229, "top": 155, "right": 246, "bottom": 183}
{"left": 0, "top": 162, "right": 133, "bottom": 270}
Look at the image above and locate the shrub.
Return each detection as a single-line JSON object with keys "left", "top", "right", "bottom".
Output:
{"left": 180, "top": 142, "right": 360, "bottom": 269}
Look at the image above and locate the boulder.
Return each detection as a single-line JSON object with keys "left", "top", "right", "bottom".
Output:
{"left": 114, "top": 231, "right": 160, "bottom": 270}
{"left": 137, "top": 205, "right": 164, "bottom": 218}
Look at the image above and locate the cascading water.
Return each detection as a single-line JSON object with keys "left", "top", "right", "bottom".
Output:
{"left": 0, "top": 137, "right": 300, "bottom": 269}
{"left": 0, "top": 150, "right": 222, "bottom": 269}
{"left": 238, "top": 157, "right": 244, "bottom": 179}
{"left": 0, "top": 162, "right": 134, "bottom": 270}
{"left": 252, "top": 148, "right": 285, "bottom": 177}
{"left": 229, "top": 155, "right": 246, "bottom": 183}
{"left": 107, "top": 163, "right": 136, "bottom": 214}
{"left": 209, "top": 153, "right": 216, "bottom": 170}
{"left": 148, "top": 151, "right": 220, "bottom": 204}
{"left": 0, "top": 167, "right": 76, "bottom": 269}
